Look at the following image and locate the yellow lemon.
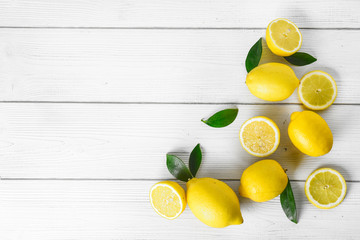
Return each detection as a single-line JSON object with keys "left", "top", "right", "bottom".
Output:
{"left": 186, "top": 177, "right": 243, "bottom": 228}
{"left": 149, "top": 181, "right": 186, "bottom": 220}
{"left": 246, "top": 63, "right": 299, "bottom": 101}
{"left": 239, "top": 159, "right": 288, "bottom": 202}
{"left": 266, "top": 18, "right": 302, "bottom": 56}
{"left": 239, "top": 116, "right": 280, "bottom": 157}
{"left": 298, "top": 70, "right": 337, "bottom": 110}
{"left": 288, "top": 111, "right": 333, "bottom": 157}
{"left": 305, "top": 168, "right": 346, "bottom": 209}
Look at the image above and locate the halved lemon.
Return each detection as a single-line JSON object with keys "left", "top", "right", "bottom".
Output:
{"left": 150, "top": 181, "right": 186, "bottom": 219}
{"left": 266, "top": 18, "right": 302, "bottom": 56}
{"left": 298, "top": 70, "right": 337, "bottom": 110}
{"left": 305, "top": 168, "right": 347, "bottom": 209}
{"left": 239, "top": 116, "right": 280, "bottom": 157}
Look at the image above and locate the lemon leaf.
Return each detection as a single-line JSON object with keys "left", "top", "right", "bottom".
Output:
{"left": 201, "top": 108, "right": 238, "bottom": 128}
{"left": 166, "top": 154, "right": 193, "bottom": 182}
{"left": 189, "top": 143, "right": 202, "bottom": 177}
{"left": 284, "top": 52, "right": 317, "bottom": 66}
{"left": 245, "top": 37, "right": 263, "bottom": 72}
{"left": 280, "top": 178, "right": 298, "bottom": 224}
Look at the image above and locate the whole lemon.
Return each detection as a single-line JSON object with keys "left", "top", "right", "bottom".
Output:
{"left": 239, "top": 159, "right": 288, "bottom": 202}
{"left": 186, "top": 177, "right": 243, "bottom": 228}
{"left": 288, "top": 111, "right": 333, "bottom": 157}
{"left": 246, "top": 63, "right": 299, "bottom": 101}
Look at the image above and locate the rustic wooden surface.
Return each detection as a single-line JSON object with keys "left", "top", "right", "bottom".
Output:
{"left": 0, "top": 0, "right": 359, "bottom": 239}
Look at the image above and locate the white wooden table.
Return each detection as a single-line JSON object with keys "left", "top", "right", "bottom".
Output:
{"left": 0, "top": 1, "right": 359, "bottom": 239}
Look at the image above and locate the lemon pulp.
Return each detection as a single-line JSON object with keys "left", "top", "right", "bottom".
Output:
{"left": 150, "top": 181, "right": 186, "bottom": 219}
{"left": 299, "top": 71, "right": 337, "bottom": 110}
{"left": 240, "top": 116, "right": 280, "bottom": 157}
{"left": 305, "top": 168, "right": 346, "bottom": 209}
{"left": 266, "top": 18, "right": 302, "bottom": 56}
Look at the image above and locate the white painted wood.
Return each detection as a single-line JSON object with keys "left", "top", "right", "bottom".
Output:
{"left": 0, "top": 180, "right": 358, "bottom": 239}
{"left": 0, "top": 103, "right": 357, "bottom": 180}
{"left": 0, "top": 0, "right": 359, "bottom": 28}
{"left": 0, "top": 29, "right": 359, "bottom": 103}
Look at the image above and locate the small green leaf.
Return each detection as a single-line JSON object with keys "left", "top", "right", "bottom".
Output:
{"left": 189, "top": 144, "right": 202, "bottom": 177}
{"left": 166, "top": 154, "right": 193, "bottom": 182}
{"left": 284, "top": 52, "right": 317, "bottom": 66}
{"left": 245, "top": 37, "right": 263, "bottom": 72}
{"left": 280, "top": 178, "right": 298, "bottom": 224}
{"left": 201, "top": 108, "right": 238, "bottom": 128}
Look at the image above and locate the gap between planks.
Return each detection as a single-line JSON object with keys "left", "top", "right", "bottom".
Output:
{"left": 1, "top": 101, "right": 360, "bottom": 106}
{"left": 0, "top": 26, "right": 359, "bottom": 30}
{"left": 0, "top": 178, "right": 359, "bottom": 183}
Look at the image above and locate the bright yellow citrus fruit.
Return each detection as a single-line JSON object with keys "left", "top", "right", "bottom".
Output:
{"left": 305, "top": 168, "right": 347, "bottom": 209}
{"left": 239, "top": 116, "right": 280, "bottom": 157}
{"left": 288, "top": 111, "right": 333, "bottom": 157}
{"left": 246, "top": 63, "right": 299, "bottom": 101}
{"left": 298, "top": 70, "right": 337, "bottom": 110}
{"left": 186, "top": 177, "right": 243, "bottom": 228}
{"left": 239, "top": 159, "right": 288, "bottom": 202}
{"left": 266, "top": 18, "right": 302, "bottom": 56}
{"left": 149, "top": 181, "right": 186, "bottom": 220}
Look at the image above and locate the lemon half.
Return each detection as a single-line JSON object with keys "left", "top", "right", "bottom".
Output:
{"left": 239, "top": 116, "right": 280, "bottom": 157}
{"left": 150, "top": 181, "right": 186, "bottom": 220}
{"left": 266, "top": 18, "right": 302, "bottom": 56}
{"left": 305, "top": 168, "right": 347, "bottom": 209}
{"left": 299, "top": 70, "right": 337, "bottom": 110}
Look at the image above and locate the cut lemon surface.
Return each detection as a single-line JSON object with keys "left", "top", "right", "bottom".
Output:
{"left": 305, "top": 168, "right": 347, "bottom": 209}
{"left": 239, "top": 116, "right": 280, "bottom": 157}
{"left": 150, "top": 181, "right": 186, "bottom": 219}
{"left": 299, "top": 70, "right": 337, "bottom": 110}
{"left": 266, "top": 18, "right": 302, "bottom": 56}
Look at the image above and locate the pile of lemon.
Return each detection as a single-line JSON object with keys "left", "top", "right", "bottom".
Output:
{"left": 149, "top": 18, "right": 347, "bottom": 228}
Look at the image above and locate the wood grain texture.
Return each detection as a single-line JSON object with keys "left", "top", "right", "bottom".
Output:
{"left": 0, "top": 180, "right": 358, "bottom": 239}
{"left": 0, "top": 103, "right": 357, "bottom": 180}
{"left": 0, "top": 0, "right": 359, "bottom": 28}
{"left": 0, "top": 29, "right": 359, "bottom": 103}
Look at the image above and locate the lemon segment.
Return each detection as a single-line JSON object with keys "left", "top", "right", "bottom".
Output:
{"left": 239, "top": 116, "right": 280, "bottom": 157}
{"left": 186, "top": 178, "right": 243, "bottom": 228}
{"left": 299, "top": 70, "right": 337, "bottom": 110}
{"left": 266, "top": 18, "right": 302, "bottom": 56}
{"left": 150, "top": 181, "right": 186, "bottom": 220}
{"left": 305, "top": 168, "right": 347, "bottom": 209}
{"left": 239, "top": 159, "right": 288, "bottom": 202}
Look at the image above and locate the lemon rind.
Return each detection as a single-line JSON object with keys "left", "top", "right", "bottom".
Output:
{"left": 268, "top": 18, "right": 303, "bottom": 54}
{"left": 239, "top": 116, "right": 280, "bottom": 157}
{"left": 305, "top": 168, "right": 347, "bottom": 209}
{"left": 298, "top": 70, "right": 337, "bottom": 110}
{"left": 150, "top": 182, "right": 184, "bottom": 220}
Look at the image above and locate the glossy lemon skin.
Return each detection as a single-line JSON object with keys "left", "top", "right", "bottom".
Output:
{"left": 288, "top": 111, "right": 333, "bottom": 157}
{"left": 246, "top": 63, "right": 299, "bottom": 102}
{"left": 186, "top": 178, "right": 243, "bottom": 228}
{"left": 239, "top": 159, "right": 288, "bottom": 202}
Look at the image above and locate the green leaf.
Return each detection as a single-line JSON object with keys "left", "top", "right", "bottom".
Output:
{"left": 245, "top": 37, "right": 263, "bottom": 72}
{"left": 189, "top": 144, "right": 202, "bottom": 177}
{"left": 201, "top": 108, "right": 238, "bottom": 128}
{"left": 280, "top": 178, "right": 298, "bottom": 224}
{"left": 284, "top": 52, "right": 317, "bottom": 66}
{"left": 166, "top": 154, "right": 193, "bottom": 182}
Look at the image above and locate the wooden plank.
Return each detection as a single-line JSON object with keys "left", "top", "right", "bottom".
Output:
{"left": 0, "top": 29, "right": 359, "bottom": 103}
{"left": 0, "top": 180, "right": 358, "bottom": 239}
{"left": 0, "top": 103, "right": 357, "bottom": 180}
{"left": 0, "top": 0, "right": 359, "bottom": 28}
